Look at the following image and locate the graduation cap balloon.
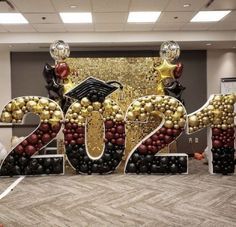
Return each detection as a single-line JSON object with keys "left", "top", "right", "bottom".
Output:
{"left": 65, "top": 77, "right": 123, "bottom": 102}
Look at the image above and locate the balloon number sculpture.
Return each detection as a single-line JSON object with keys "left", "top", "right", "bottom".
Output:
{"left": 0, "top": 40, "right": 235, "bottom": 177}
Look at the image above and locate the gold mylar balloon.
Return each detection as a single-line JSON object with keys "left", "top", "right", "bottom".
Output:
{"left": 87, "top": 105, "right": 94, "bottom": 112}
{"left": 189, "top": 115, "right": 199, "bottom": 127}
{"left": 178, "top": 118, "right": 186, "bottom": 127}
{"left": 1, "top": 111, "right": 12, "bottom": 122}
{"left": 81, "top": 109, "right": 89, "bottom": 117}
{"left": 12, "top": 110, "right": 24, "bottom": 120}
{"left": 133, "top": 101, "right": 141, "bottom": 108}
{"left": 202, "top": 117, "right": 210, "bottom": 125}
{"left": 176, "top": 106, "right": 184, "bottom": 115}
{"left": 16, "top": 97, "right": 25, "bottom": 108}
{"left": 144, "top": 102, "right": 153, "bottom": 112}
{"left": 115, "top": 114, "right": 123, "bottom": 122}
{"left": 138, "top": 113, "right": 146, "bottom": 121}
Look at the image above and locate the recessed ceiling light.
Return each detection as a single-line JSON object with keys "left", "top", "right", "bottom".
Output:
{"left": 0, "top": 13, "right": 28, "bottom": 24}
{"left": 59, "top": 12, "right": 92, "bottom": 23}
{"left": 206, "top": 43, "right": 212, "bottom": 46}
{"left": 183, "top": 4, "right": 191, "bottom": 8}
{"left": 232, "top": 46, "right": 236, "bottom": 49}
{"left": 70, "top": 5, "right": 77, "bottom": 9}
{"left": 127, "top": 11, "right": 161, "bottom": 23}
{"left": 191, "top": 11, "right": 231, "bottom": 22}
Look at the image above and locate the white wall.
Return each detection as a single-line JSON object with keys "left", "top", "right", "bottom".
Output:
{"left": 207, "top": 50, "right": 236, "bottom": 96}
{"left": 0, "top": 48, "right": 12, "bottom": 150}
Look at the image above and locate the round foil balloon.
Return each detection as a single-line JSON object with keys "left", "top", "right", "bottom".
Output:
{"left": 160, "top": 41, "right": 180, "bottom": 62}
{"left": 50, "top": 40, "right": 70, "bottom": 61}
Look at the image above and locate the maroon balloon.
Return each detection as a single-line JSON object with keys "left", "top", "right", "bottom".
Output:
{"left": 22, "top": 140, "right": 28, "bottom": 147}
{"left": 65, "top": 133, "right": 73, "bottom": 141}
{"left": 164, "top": 135, "right": 172, "bottom": 144}
{"left": 212, "top": 128, "right": 222, "bottom": 136}
{"left": 114, "top": 133, "right": 120, "bottom": 139}
{"left": 173, "top": 62, "right": 183, "bottom": 79}
{"left": 145, "top": 138, "right": 153, "bottom": 145}
{"left": 166, "top": 129, "right": 173, "bottom": 136}
{"left": 76, "top": 127, "right": 84, "bottom": 134}
{"left": 151, "top": 134, "right": 158, "bottom": 141}
{"left": 117, "top": 125, "right": 125, "bottom": 134}
{"left": 25, "top": 145, "right": 36, "bottom": 155}
{"left": 105, "top": 120, "right": 114, "bottom": 129}
{"left": 42, "top": 134, "right": 51, "bottom": 144}
{"left": 52, "top": 123, "right": 61, "bottom": 133}
{"left": 116, "top": 138, "right": 125, "bottom": 145}
{"left": 77, "top": 137, "right": 84, "bottom": 144}
{"left": 15, "top": 145, "right": 24, "bottom": 154}
{"left": 105, "top": 132, "right": 113, "bottom": 140}
{"left": 212, "top": 140, "right": 222, "bottom": 148}
{"left": 160, "top": 127, "right": 166, "bottom": 134}
{"left": 138, "top": 144, "right": 147, "bottom": 154}
{"left": 55, "top": 62, "right": 70, "bottom": 79}
{"left": 39, "top": 123, "right": 50, "bottom": 132}
{"left": 27, "top": 133, "right": 38, "bottom": 144}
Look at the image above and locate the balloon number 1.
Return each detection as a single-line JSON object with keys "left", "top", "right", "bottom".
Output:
{"left": 187, "top": 94, "right": 236, "bottom": 175}
{"left": 125, "top": 95, "right": 188, "bottom": 174}
{"left": 0, "top": 96, "right": 64, "bottom": 176}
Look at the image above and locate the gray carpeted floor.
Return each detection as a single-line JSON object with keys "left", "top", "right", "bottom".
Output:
{"left": 0, "top": 159, "right": 235, "bottom": 227}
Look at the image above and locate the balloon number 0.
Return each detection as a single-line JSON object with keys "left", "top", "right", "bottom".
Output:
{"left": 63, "top": 97, "right": 125, "bottom": 174}
{"left": 0, "top": 96, "right": 64, "bottom": 176}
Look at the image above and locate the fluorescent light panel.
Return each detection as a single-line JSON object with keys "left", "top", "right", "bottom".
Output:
{"left": 128, "top": 11, "right": 161, "bottom": 23}
{"left": 0, "top": 13, "right": 28, "bottom": 24}
{"left": 60, "top": 12, "right": 92, "bottom": 23}
{"left": 191, "top": 11, "right": 231, "bottom": 22}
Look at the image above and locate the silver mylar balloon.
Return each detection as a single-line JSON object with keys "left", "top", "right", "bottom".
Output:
{"left": 50, "top": 40, "right": 70, "bottom": 61}
{"left": 160, "top": 41, "right": 180, "bottom": 62}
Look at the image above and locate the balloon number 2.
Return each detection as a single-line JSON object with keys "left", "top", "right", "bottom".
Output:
{"left": 0, "top": 96, "right": 64, "bottom": 176}
{"left": 125, "top": 95, "right": 188, "bottom": 174}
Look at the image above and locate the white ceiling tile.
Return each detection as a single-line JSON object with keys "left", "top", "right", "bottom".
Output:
{"left": 159, "top": 11, "right": 195, "bottom": 23}
{"left": 153, "top": 22, "right": 184, "bottom": 31}
{"left": 64, "top": 24, "right": 94, "bottom": 32}
{"left": 207, "top": 0, "right": 236, "bottom": 10}
{"left": 3, "top": 24, "right": 36, "bottom": 32}
{"left": 165, "top": 0, "right": 208, "bottom": 12}
{"left": 32, "top": 23, "right": 66, "bottom": 32}
{"left": 0, "top": 2, "right": 17, "bottom": 12}
{"left": 23, "top": 13, "right": 61, "bottom": 24}
{"left": 181, "top": 22, "right": 213, "bottom": 31}
{"left": 92, "top": 0, "right": 129, "bottom": 12}
{"left": 130, "top": 0, "right": 168, "bottom": 11}
{"left": 221, "top": 11, "right": 236, "bottom": 22}
{"left": 93, "top": 13, "right": 128, "bottom": 23}
{"left": 95, "top": 23, "right": 124, "bottom": 31}
{"left": 124, "top": 23, "right": 154, "bottom": 31}
{"left": 209, "top": 22, "right": 236, "bottom": 30}
{"left": 11, "top": 0, "right": 55, "bottom": 13}
{"left": 51, "top": 0, "right": 92, "bottom": 12}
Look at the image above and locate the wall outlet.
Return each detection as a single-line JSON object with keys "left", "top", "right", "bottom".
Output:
{"left": 195, "top": 137, "right": 199, "bottom": 143}
{"left": 189, "top": 138, "right": 193, "bottom": 143}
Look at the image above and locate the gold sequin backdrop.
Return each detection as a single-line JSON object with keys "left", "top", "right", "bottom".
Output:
{"left": 65, "top": 57, "right": 175, "bottom": 163}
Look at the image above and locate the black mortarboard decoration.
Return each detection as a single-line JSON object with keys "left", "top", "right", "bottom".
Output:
{"left": 65, "top": 77, "right": 123, "bottom": 102}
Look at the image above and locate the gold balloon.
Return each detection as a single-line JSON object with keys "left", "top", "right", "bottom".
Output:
{"left": 164, "top": 120, "right": 173, "bottom": 128}
{"left": 178, "top": 118, "right": 186, "bottom": 127}
{"left": 103, "top": 99, "right": 112, "bottom": 107}
{"left": 226, "top": 117, "right": 234, "bottom": 124}
{"left": 176, "top": 106, "right": 184, "bottom": 115}
{"left": 133, "top": 101, "right": 141, "bottom": 108}
{"left": 26, "top": 100, "right": 37, "bottom": 111}
{"left": 214, "top": 95, "right": 222, "bottom": 102}
{"left": 115, "top": 114, "right": 123, "bottom": 122}
{"left": 41, "top": 110, "right": 50, "bottom": 120}
{"left": 81, "top": 109, "right": 89, "bottom": 117}
{"left": 12, "top": 110, "right": 24, "bottom": 120}
{"left": 87, "top": 105, "right": 94, "bottom": 112}
{"left": 49, "top": 102, "right": 57, "bottom": 111}
{"left": 189, "top": 115, "right": 199, "bottom": 127}
{"left": 53, "top": 110, "right": 62, "bottom": 119}
{"left": 72, "top": 103, "right": 81, "bottom": 113}
{"left": 213, "top": 109, "right": 222, "bottom": 118}
{"left": 5, "top": 103, "right": 12, "bottom": 112}
{"left": 11, "top": 100, "right": 20, "bottom": 111}
{"left": 221, "top": 124, "right": 227, "bottom": 130}
{"left": 104, "top": 104, "right": 113, "bottom": 113}
{"left": 1, "top": 111, "right": 12, "bottom": 122}
{"left": 112, "top": 105, "right": 120, "bottom": 113}
{"left": 213, "top": 118, "right": 222, "bottom": 125}
{"left": 39, "top": 98, "right": 49, "bottom": 107}
{"left": 33, "top": 104, "right": 44, "bottom": 113}
{"left": 92, "top": 102, "right": 101, "bottom": 110}
{"left": 165, "top": 110, "right": 173, "bottom": 116}
{"left": 202, "top": 117, "right": 210, "bottom": 125}
{"left": 81, "top": 97, "right": 90, "bottom": 107}
{"left": 138, "top": 113, "right": 146, "bottom": 121}
{"left": 126, "top": 112, "right": 134, "bottom": 121}
{"left": 155, "top": 59, "right": 176, "bottom": 94}
{"left": 16, "top": 97, "right": 25, "bottom": 108}
{"left": 144, "top": 102, "right": 153, "bottom": 112}
{"left": 132, "top": 107, "right": 141, "bottom": 116}
{"left": 172, "top": 112, "right": 181, "bottom": 121}
{"left": 77, "top": 115, "right": 85, "bottom": 123}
